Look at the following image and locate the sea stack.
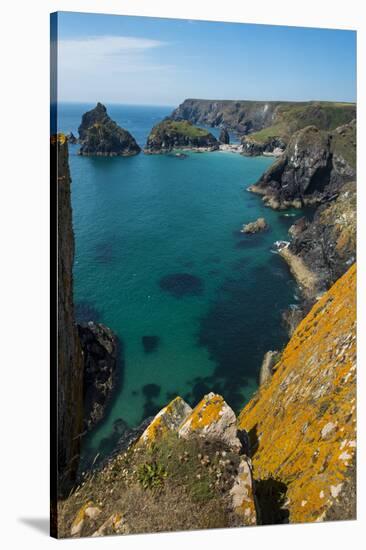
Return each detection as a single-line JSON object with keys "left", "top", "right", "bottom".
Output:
{"left": 219, "top": 127, "right": 230, "bottom": 144}
{"left": 145, "top": 119, "right": 219, "bottom": 153}
{"left": 78, "top": 102, "right": 141, "bottom": 157}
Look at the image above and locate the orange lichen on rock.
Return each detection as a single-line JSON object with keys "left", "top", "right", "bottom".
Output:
{"left": 238, "top": 264, "right": 356, "bottom": 523}
{"left": 138, "top": 396, "right": 192, "bottom": 444}
{"left": 179, "top": 393, "right": 241, "bottom": 450}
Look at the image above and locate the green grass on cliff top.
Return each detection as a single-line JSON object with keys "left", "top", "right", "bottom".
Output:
{"left": 152, "top": 119, "right": 212, "bottom": 138}
{"left": 246, "top": 102, "right": 356, "bottom": 144}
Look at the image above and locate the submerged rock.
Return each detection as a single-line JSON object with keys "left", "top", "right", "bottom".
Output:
{"left": 142, "top": 335, "right": 160, "bottom": 353}
{"left": 159, "top": 273, "right": 204, "bottom": 298}
{"left": 240, "top": 217, "right": 268, "bottom": 234}
{"left": 78, "top": 102, "right": 141, "bottom": 157}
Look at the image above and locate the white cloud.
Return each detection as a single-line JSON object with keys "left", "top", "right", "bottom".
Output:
{"left": 56, "top": 35, "right": 179, "bottom": 102}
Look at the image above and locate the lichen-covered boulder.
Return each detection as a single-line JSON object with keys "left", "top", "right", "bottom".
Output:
{"left": 70, "top": 502, "right": 101, "bottom": 537}
{"left": 179, "top": 393, "right": 241, "bottom": 451}
{"left": 138, "top": 396, "right": 192, "bottom": 444}
{"left": 238, "top": 264, "right": 356, "bottom": 523}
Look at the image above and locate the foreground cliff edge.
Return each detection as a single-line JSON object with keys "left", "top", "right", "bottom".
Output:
{"left": 57, "top": 264, "right": 356, "bottom": 536}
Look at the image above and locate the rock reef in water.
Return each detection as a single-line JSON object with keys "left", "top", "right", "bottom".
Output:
{"left": 240, "top": 217, "right": 268, "bottom": 234}
{"left": 159, "top": 272, "right": 204, "bottom": 297}
{"left": 78, "top": 322, "right": 118, "bottom": 431}
{"left": 145, "top": 119, "right": 219, "bottom": 153}
{"left": 78, "top": 102, "right": 141, "bottom": 157}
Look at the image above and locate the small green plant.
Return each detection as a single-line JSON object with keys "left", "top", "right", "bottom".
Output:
{"left": 137, "top": 461, "right": 168, "bottom": 491}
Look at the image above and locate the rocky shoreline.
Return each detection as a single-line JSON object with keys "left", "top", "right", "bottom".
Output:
{"left": 54, "top": 94, "right": 357, "bottom": 535}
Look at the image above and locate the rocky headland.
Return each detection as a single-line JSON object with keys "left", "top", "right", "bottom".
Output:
{"left": 145, "top": 119, "right": 219, "bottom": 153}
{"left": 78, "top": 103, "right": 141, "bottom": 157}
{"left": 248, "top": 120, "right": 356, "bottom": 210}
{"left": 170, "top": 99, "right": 355, "bottom": 154}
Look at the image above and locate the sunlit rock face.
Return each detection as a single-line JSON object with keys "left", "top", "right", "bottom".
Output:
{"left": 238, "top": 264, "right": 356, "bottom": 523}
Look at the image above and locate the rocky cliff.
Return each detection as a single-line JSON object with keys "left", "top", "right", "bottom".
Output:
{"left": 78, "top": 322, "right": 118, "bottom": 431}
{"left": 238, "top": 264, "right": 356, "bottom": 523}
{"left": 171, "top": 99, "right": 355, "bottom": 149}
{"left": 53, "top": 134, "right": 84, "bottom": 498}
{"left": 78, "top": 103, "right": 141, "bottom": 157}
{"left": 248, "top": 120, "right": 356, "bottom": 210}
{"left": 52, "top": 135, "right": 120, "bottom": 537}
{"left": 145, "top": 119, "right": 218, "bottom": 153}
{"left": 57, "top": 263, "right": 356, "bottom": 535}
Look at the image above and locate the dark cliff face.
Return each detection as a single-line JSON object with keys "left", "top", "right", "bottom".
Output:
{"left": 145, "top": 119, "right": 218, "bottom": 152}
{"left": 54, "top": 135, "right": 84, "bottom": 496}
{"left": 219, "top": 128, "right": 230, "bottom": 144}
{"left": 78, "top": 322, "right": 119, "bottom": 431}
{"left": 170, "top": 99, "right": 282, "bottom": 133}
{"left": 289, "top": 181, "right": 356, "bottom": 288}
{"left": 249, "top": 121, "right": 356, "bottom": 209}
{"left": 78, "top": 102, "right": 141, "bottom": 157}
{"left": 170, "top": 99, "right": 356, "bottom": 143}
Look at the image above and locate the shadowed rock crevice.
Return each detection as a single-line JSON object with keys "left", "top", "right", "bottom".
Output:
{"left": 254, "top": 479, "right": 290, "bottom": 524}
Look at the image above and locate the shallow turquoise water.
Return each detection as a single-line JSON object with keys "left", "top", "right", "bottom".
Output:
{"left": 58, "top": 104, "right": 299, "bottom": 459}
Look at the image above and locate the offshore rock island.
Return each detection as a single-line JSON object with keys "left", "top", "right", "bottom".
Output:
{"left": 145, "top": 119, "right": 219, "bottom": 153}
{"left": 78, "top": 103, "right": 141, "bottom": 157}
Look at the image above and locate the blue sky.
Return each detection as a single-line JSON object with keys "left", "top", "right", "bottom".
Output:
{"left": 54, "top": 12, "right": 356, "bottom": 105}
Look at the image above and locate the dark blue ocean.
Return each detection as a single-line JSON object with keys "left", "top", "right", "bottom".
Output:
{"left": 57, "top": 103, "right": 300, "bottom": 459}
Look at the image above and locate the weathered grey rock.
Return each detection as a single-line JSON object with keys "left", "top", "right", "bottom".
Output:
{"left": 178, "top": 393, "right": 241, "bottom": 451}
{"left": 288, "top": 216, "right": 308, "bottom": 239}
{"left": 138, "top": 396, "right": 192, "bottom": 444}
{"left": 241, "top": 217, "right": 268, "bottom": 234}
{"left": 248, "top": 120, "right": 356, "bottom": 209}
{"left": 230, "top": 457, "right": 257, "bottom": 525}
{"left": 219, "top": 127, "right": 230, "bottom": 144}
{"left": 259, "top": 350, "right": 280, "bottom": 386}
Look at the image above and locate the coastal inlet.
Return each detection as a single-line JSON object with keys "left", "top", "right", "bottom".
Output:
{"left": 59, "top": 102, "right": 301, "bottom": 460}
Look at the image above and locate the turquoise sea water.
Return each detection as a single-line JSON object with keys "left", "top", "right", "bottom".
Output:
{"left": 58, "top": 103, "right": 300, "bottom": 460}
